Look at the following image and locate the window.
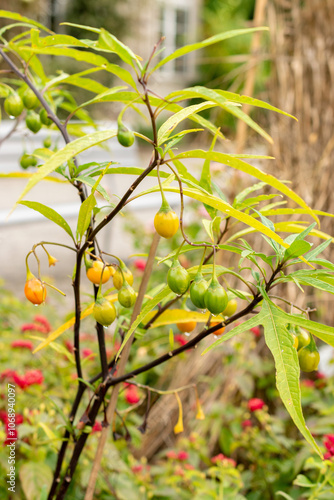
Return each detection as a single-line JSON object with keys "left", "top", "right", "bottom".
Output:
{"left": 158, "top": 1, "right": 191, "bottom": 75}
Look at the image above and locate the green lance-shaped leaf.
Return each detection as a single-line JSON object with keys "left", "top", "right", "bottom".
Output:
{"left": 260, "top": 301, "right": 321, "bottom": 457}
{"left": 76, "top": 175, "right": 111, "bottom": 202}
{"left": 19, "top": 201, "right": 74, "bottom": 242}
{"left": 150, "top": 27, "right": 269, "bottom": 74}
{"left": 18, "top": 45, "right": 137, "bottom": 89}
{"left": 0, "top": 9, "right": 53, "bottom": 32}
{"left": 13, "top": 130, "right": 117, "bottom": 210}
{"left": 157, "top": 102, "right": 216, "bottom": 145}
{"left": 283, "top": 240, "right": 312, "bottom": 261}
{"left": 76, "top": 193, "right": 96, "bottom": 242}
{"left": 172, "top": 150, "right": 319, "bottom": 225}
{"left": 97, "top": 28, "right": 142, "bottom": 70}
{"left": 116, "top": 286, "right": 174, "bottom": 359}
{"left": 166, "top": 86, "right": 296, "bottom": 121}
{"left": 202, "top": 301, "right": 322, "bottom": 457}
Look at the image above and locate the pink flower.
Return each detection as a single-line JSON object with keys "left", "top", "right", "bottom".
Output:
{"left": 250, "top": 326, "right": 261, "bottom": 337}
{"left": 134, "top": 259, "right": 146, "bottom": 271}
{"left": 316, "top": 372, "right": 326, "bottom": 379}
{"left": 125, "top": 387, "right": 140, "bottom": 404}
{"left": 248, "top": 398, "right": 265, "bottom": 412}
{"left": 11, "top": 340, "right": 33, "bottom": 350}
{"left": 242, "top": 419, "right": 252, "bottom": 429}
{"left": 175, "top": 334, "right": 187, "bottom": 346}
{"left": 184, "top": 464, "right": 194, "bottom": 470}
{"left": 166, "top": 450, "right": 178, "bottom": 459}
{"left": 131, "top": 464, "right": 144, "bottom": 473}
{"left": 174, "top": 466, "right": 184, "bottom": 477}
{"left": 34, "top": 315, "right": 51, "bottom": 333}
{"left": 177, "top": 451, "right": 189, "bottom": 461}
{"left": 92, "top": 421, "right": 102, "bottom": 433}
{"left": 303, "top": 379, "right": 315, "bottom": 388}
{"left": 211, "top": 454, "right": 236, "bottom": 467}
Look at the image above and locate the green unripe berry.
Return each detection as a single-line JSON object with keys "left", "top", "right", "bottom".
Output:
{"left": 4, "top": 93, "right": 24, "bottom": 117}
{"left": 40, "top": 108, "right": 52, "bottom": 126}
{"left": 167, "top": 260, "right": 190, "bottom": 295}
{"left": 26, "top": 111, "right": 42, "bottom": 134}
{"left": 204, "top": 279, "right": 228, "bottom": 315}
{"left": 117, "top": 123, "right": 135, "bottom": 147}
{"left": 22, "top": 87, "right": 38, "bottom": 109}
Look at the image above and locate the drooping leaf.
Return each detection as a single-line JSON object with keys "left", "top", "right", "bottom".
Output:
{"left": 143, "top": 309, "right": 220, "bottom": 329}
{"left": 13, "top": 130, "right": 117, "bottom": 209}
{"left": 172, "top": 150, "right": 319, "bottom": 225}
{"left": 0, "top": 9, "right": 52, "bottom": 33}
{"left": 166, "top": 86, "right": 296, "bottom": 121}
{"left": 19, "top": 201, "right": 75, "bottom": 241}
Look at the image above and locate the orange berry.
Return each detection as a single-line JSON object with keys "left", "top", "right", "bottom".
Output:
{"left": 86, "top": 260, "right": 111, "bottom": 285}
{"left": 176, "top": 320, "right": 197, "bottom": 333}
{"left": 210, "top": 321, "right": 225, "bottom": 337}
{"left": 24, "top": 278, "right": 47, "bottom": 305}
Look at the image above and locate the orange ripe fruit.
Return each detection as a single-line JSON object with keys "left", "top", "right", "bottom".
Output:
{"left": 86, "top": 260, "right": 111, "bottom": 285}
{"left": 24, "top": 278, "right": 47, "bottom": 305}
{"left": 176, "top": 320, "right": 197, "bottom": 333}
{"left": 210, "top": 321, "right": 225, "bottom": 337}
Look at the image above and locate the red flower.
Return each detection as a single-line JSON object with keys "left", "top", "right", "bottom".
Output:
{"left": 0, "top": 410, "right": 7, "bottom": 423}
{"left": 177, "top": 451, "right": 189, "bottom": 461}
{"left": 324, "top": 434, "right": 334, "bottom": 457}
{"left": 34, "top": 315, "right": 51, "bottom": 333}
{"left": 13, "top": 370, "right": 43, "bottom": 389}
{"left": 64, "top": 340, "right": 74, "bottom": 353}
{"left": 175, "top": 334, "right": 187, "bottom": 346}
{"left": 248, "top": 398, "right": 265, "bottom": 412}
{"left": 211, "top": 454, "right": 236, "bottom": 467}
{"left": 250, "top": 326, "right": 261, "bottom": 337}
{"left": 125, "top": 387, "right": 140, "bottom": 404}
{"left": 92, "top": 421, "right": 102, "bottom": 433}
{"left": 134, "top": 259, "right": 146, "bottom": 271}
{"left": 166, "top": 450, "right": 178, "bottom": 459}
{"left": 0, "top": 369, "right": 17, "bottom": 381}
{"left": 21, "top": 323, "right": 48, "bottom": 334}
{"left": 242, "top": 419, "right": 252, "bottom": 429}
{"left": 316, "top": 372, "right": 326, "bottom": 379}
{"left": 11, "top": 340, "right": 34, "bottom": 350}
